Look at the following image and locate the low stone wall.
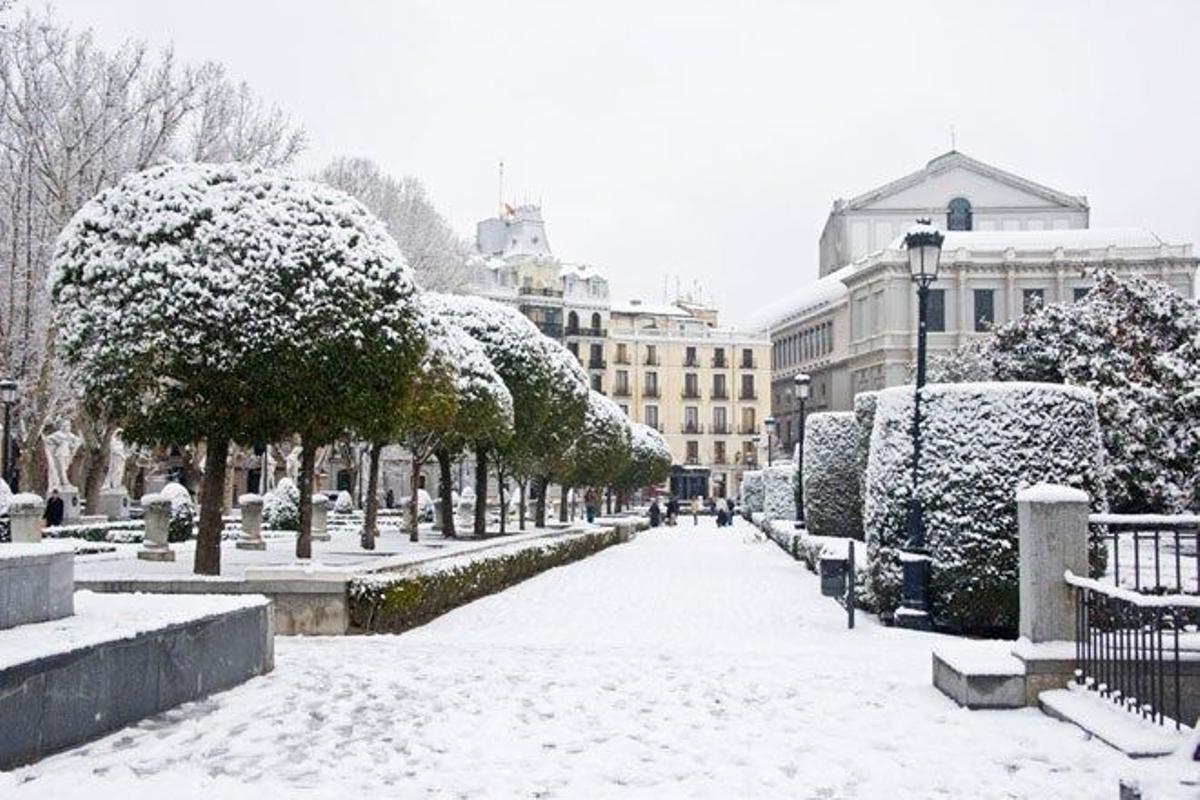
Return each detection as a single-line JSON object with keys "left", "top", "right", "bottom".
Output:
{"left": 0, "top": 594, "right": 273, "bottom": 769}
{"left": 0, "top": 544, "right": 74, "bottom": 630}
{"left": 349, "top": 523, "right": 637, "bottom": 634}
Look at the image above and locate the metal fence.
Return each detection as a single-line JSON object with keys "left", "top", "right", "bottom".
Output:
{"left": 1089, "top": 514, "right": 1200, "bottom": 595}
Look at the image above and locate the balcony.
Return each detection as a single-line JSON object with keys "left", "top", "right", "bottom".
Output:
{"left": 519, "top": 286, "right": 563, "bottom": 298}
{"left": 534, "top": 321, "right": 564, "bottom": 338}
{"left": 681, "top": 389, "right": 701, "bottom": 399}
{"left": 612, "top": 385, "right": 631, "bottom": 397}
{"left": 713, "top": 453, "right": 727, "bottom": 465}
{"left": 588, "top": 358, "right": 607, "bottom": 369}
{"left": 739, "top": 390, "right": 757, "bottom": 400}
{"left": 681, "top": 422, "right": 704, "bottom": 434}
{"left": 711, "top": 388, "right": 728, "bottom": 400}
{"left": 566, "top": 326, "right": 607, "bottom": 338}
{"left": 740, "top": 426, "right": 759, "bottom": 435}
{"left": 712, "top": 356, "right": 727, "bottom": 368}
{"left": 683, "top": 356, "right": 700, "bottom": 368}
{"left": 643, "top": 387, "right": 660, "bottom": 398}
{"left": 614, "top": 353, "right": 631, "bottom": 365}
{"left": 644, "top": 356, "right": 661, "bottom": 366}
{"left": 740, "top": 358, "right": 756, "bottom": 369}
{"left": 710, "top": 424, "right": 730, "bottom": 435}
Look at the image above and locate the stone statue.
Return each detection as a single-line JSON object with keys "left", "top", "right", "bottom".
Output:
{"left": 42, "top": 421, "right": 82, "bottom": 492}
{"left": 103, "top": 429, "right": 128, "bottom": 490}
{"left": 285, "top": 445, "right": 302, "bottom": 483}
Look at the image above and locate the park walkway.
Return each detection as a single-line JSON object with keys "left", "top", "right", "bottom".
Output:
{"left": 4, "top": 517, "right": 1129, "bottom": 798}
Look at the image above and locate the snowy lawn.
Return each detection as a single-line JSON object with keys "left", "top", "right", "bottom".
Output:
{"left": 3, "top": 517, "right": 1148, "bottom": 798}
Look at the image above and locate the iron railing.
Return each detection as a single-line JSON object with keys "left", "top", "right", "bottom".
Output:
{"left": 1069, "top": 571, "right": 1199, "bottom": 730}
{"left": 1089, "top": 514, "right": 1200, "bottom": 595}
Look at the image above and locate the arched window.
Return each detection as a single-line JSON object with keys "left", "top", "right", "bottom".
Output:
{"left": 590, "top": 312, "right": 601, "bottom": 332}
{"left": 947, "top": 197, "right": 972, "bottom": 231}
{"left": 567, "top": 311, "right": 579, "bottom": 334}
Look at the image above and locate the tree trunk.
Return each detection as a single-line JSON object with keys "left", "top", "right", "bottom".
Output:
{"left": 559, "top": 484, "right": 569, "bottom": 523}
{"left": 82, "top": 437, "right": 108, "bottom": 515}
{"left": 296, "top": 443, "right": 317, "bottom": 559}
{"left": 518, "top": 480, "right": 527, "bottom": 531}
{"left": 409, "top": 454, "right": 423, "bottom": 542}
{"left": 605, "top": 488, "right": 612, "bottom": 515}
{"left": 534, "top": 475, "right": 547, "bottom": 528}
{"left": 498, "top": 470, "right": 507, "bottom": 535}
{"left": 474, "top": 446, "right": 487, "bottom": 537}
{"left": 194, "top": 436, "right": 229, "bottom": 575}
{"left": 437, "top": 448, "right": 455, "bottom": 538}
{"left": 362, "top": 441, "right": 383, "bottom": 550}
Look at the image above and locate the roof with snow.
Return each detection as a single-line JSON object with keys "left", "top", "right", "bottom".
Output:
{"left": 743, "top": 263, "right": 855, "bottom": 333}
{"left": 611, "top": 299, "right": 692, "bottom": 317}
{"left": 910, "top": 226, "right": 1167, "bottom": 252}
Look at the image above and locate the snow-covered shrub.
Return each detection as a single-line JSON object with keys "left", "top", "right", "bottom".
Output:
{"left": 264, "top": 478, "right": 301, "bottom": 531}
{"left": 740, "top": 470, "right": 764, "bottom": 514}
{"left": 159, "top": 482, "right": 195, "bottom": 542}
{"left": 763, "top": 464, "right": 797, "bottom": 520}
{"left": 334, "top": 490, "right": 355, "bottom": 515}
{"left": 863, "top": 382, "right": 1107, "bottom": 634}
{"left": 802, "top": 412, "right": 862, "bottom": 539}
{"left": 853, "top": 391, "right": 877, "bottom": 494}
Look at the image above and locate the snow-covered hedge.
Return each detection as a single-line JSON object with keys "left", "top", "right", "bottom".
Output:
{"left": 348, "top": 526, "right": 629, "bottom": 632}
{"left": 740, "top": 470, "right": 764, "bottom": 515}
{"left": 853, "top": 391, "right": 878, "bottom": 496}
{"left": 264, "top": 478, "right": 300, "bottom": 531}
{"left": 763, "top": 464, "right": 797, "bottom": 520}
{"left": 159, "top": 482, "right": 195, "bottom": 542}
{"left": 334, "top": 490, "right": 355, "bottom": 515}
{"left": 802, "top": 412, "right": 862, "bottom": 539}
{"left": 863, "top": 382, "right": 1107, "bottom": 634}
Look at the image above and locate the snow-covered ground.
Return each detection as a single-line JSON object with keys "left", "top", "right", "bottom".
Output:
{"left": 2, "top": 517, "right": 1157, "bottom": 798}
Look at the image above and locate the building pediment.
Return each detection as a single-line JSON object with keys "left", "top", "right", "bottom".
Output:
{"left": 843, "top": 151, "right": 1088, "bottom": 213}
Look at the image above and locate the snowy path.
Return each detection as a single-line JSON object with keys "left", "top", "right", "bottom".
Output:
{"left": 5, "top": 518, "right": 1134, "bottom": 798}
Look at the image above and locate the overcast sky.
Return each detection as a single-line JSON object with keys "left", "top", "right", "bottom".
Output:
{"left": 47, "top": 0, "right": 1200, "bottom": 326}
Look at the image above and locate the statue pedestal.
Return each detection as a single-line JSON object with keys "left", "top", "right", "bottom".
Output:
{"left": 98, "top": 488, "right": 130, "bottom": 521}
{"left": 58, "top": 486, "right": 82, "bottom": 525}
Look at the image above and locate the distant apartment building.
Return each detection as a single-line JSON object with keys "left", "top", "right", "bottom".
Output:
{"left": 606, "top": 300, "right": 771, "bottom": 500}
{"left": 753, "top": 151, "right": 1199, "bottom": 454}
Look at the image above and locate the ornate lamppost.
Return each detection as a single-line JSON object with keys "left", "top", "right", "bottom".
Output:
{"left": 793, "top": 372, "right": 811, "bottom": 528}
{"left": 0, "top": 378, "right": 16, "bottom": 491}
{"left": 764, "top": 416, "right": 776, "bottom": 467}
{"left": 897, "top": 219, "right": 944, "bottom": 630}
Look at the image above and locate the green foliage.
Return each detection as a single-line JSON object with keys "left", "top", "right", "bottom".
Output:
{"left": 348, "top": 528, "right": 629, "bottom": 632}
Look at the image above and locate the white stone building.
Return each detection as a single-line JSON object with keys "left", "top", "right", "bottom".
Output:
{"left": 756, "top": 151, "right": 1199, "bottom": 452}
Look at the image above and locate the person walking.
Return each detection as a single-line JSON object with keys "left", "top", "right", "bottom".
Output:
{"left": 648, "top": 497, "right": 662, "bottom": 528}
{"left": 665, "top": 495, "right": 679, "bottom": 527}
{"left": 43, "top": 489, "right": 65, "bottom": 528}
{"left": 584, "top": 488, "right": 598, "bottom": 523}
{"left": 690, "top": 496, "right": 701, "bottom": 526}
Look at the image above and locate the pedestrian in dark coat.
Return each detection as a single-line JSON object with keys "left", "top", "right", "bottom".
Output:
{"left": 43, "top": 489, "right": 65, "bottom": 527}
{"left": 648, "top": 498, "right": 662, "bottom": 527}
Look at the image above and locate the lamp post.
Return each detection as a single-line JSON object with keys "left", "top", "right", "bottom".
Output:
{"left": 793, "top": 373, "right": 811, "bottom": 528}
{"left": 0, "top": 379, "right": 16, "bottom": 491}
{"left": 764, "top": 416, "right": 776, "bottom": 467}
{"left": 897, "top": 218, "right": 944, "bottom": 630}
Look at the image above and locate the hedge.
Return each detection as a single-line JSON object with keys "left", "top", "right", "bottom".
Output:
{"left": 349, "top": 526, "right": 632, "bottom": 633}
{"left": 863, "top": 382, "right": 1107, "bottom": 635}
{"left": 802, "top": 411, "right": 862, "bottom": 539}
{"left": 763, "top": 464, "right": 796, "bottom": 520}
{"left": 740, "top": 470, "right": 764, "bottom": 515}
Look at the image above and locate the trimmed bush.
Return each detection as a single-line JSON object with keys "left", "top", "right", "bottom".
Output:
{"left": 853, "top": 391, "right": 878, "bottom": 496}
{"left": 802, "top": 412, "right": 862, "bottom": 539}
{"left": 763, "top": 464, "right": 796, "bottom": 520}
{"left": 863, "top": 382, "right": 1106, "bottom": 635}
{"left": 159, "top": 482, "right": 195, "bottom": 542}
{"left": 264, "top": 478, "right": 300, "bottom": 531}
{"left": 741, "top": 470, "right": 764, "bottom": 515}
{"left": 334, "top": 490, "right": 355, "bottom": 515}
{"left": 349, "top": 526, "right": 630, "bottom": 632}
{"left": 43, "top": 520, "right": 143, "bottom": 542}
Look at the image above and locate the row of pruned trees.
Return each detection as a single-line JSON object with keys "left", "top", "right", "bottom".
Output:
{"left": 51, "top": 163, "right": 672, "bottom": 575}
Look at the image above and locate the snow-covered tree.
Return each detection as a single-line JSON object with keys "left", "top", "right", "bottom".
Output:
{"left": 612, "top": 422, "right": 672, "bottom": 505}
{"left": 52, "top": 163, "right": 420, "bottom": 572}
{"left": 559, "top": 391, "right": 632, "bottom": 518}
{"left": 316, "top": 158, "right": 470, "bottom": 292}
{"left": 987, "top": 272, "right": 1200, "bottom": 513}
{"left": 426, "top": 294, "right": 589, "bottom": 535}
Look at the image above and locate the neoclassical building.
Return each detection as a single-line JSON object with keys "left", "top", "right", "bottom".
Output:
{"left": 754, "top": 151, "right": 1199, "bottom": 452}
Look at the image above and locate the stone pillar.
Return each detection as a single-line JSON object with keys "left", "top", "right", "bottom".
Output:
{"left": 1016, "top": 484, "right": 1089, "bottom": 643}
{"left": 138, "top": 493, "right": 175, "bottom": 561}
{"left": 9, "top": 493, "right": 44, "bottom": 543}
{"left": 310, "top": 495, "right": 330, "bottom": 542}
{"left": 58, "top": 486, "right": 81, "bottom": 524}
{"left": 237, "top": 493, "right": 265, "bottom": 551}
{"left": 98, "top": 487, "right": 130, "bottom": 521}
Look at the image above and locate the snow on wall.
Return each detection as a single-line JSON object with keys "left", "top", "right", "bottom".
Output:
{"left": 763, "top": 464, "right": 796, "bottom": 521}
{"left": 802, "top": 412, "right": 862, "bottom": 539}
{"left": 863, "top": 382, "right": 1107, "bottom": 634}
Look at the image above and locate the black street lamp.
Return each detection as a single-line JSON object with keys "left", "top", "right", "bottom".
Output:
{"left": 0, "top": 378, "right": 16, "bottom": 491}
{"left": 764, "top": 417, "right": 776, "bottom": 467}
{"left": 793, "top": 373, "right": 811, "bottom": 528}
{"left": 897, "top": 219, "right": 944, "bottom": 630}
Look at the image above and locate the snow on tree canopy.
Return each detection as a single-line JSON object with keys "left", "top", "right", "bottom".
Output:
{"left": 763, "top": 464, "right": 796, "bottom": 520}
{"left": 630, "top": 422, "right": 671, "bottom": 466}
{"left": 862, "top": 382, "right": 1107, "bottom": 634}
{"left": 50, "top": 162, "right": 420, "bottom": 438}
{"left": 802, "top": 412, "right": 862, "bottom": 539}
{"left": 566, "top": 390, "right": 632, "bottom": 486}
{"left": 740, "top": 470, "right": 764, "bottom": 513}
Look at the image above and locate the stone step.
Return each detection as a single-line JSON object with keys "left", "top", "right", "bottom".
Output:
{"left": 1039, "top": 685, "right": 1191, "bottom": 759}
{"left": 932, "top": 641, "right": 1027, "bottom": 709}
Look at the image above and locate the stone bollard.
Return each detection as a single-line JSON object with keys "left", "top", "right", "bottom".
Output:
{"left": 9, "top": 493, "right": 45, "bottom": 543}
{"left": 1016, "top": 484, "right": 1090, "bottom": 643}
{"left": 237, "top": 493, "right": 265, "bottom": 551}
{"left": 137, "top": 493, "right": 175, "bottom": 561}
{"left": 310, "top": 495, "right": 330, "bottom": 542}
{"left": 98, "top": 487, "right": 130, "bottom": 521}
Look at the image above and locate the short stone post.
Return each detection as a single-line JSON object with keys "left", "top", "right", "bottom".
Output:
{"left": 237, "top": 493, "right": 265, "bottom": 551}
{"left": 1016, "top": 484, "right": 1090, "bottom": 643}
{"left": 137, "top": 493, "right": 175, "bottom": 561}
{"left": 9, "top": 493, "right": 45, "bottom": 543}
{"left": 98, "top": 487, "right": 130, "bottom": 521}
{"left": 310, "top": 495, "right": 330, "bottom": 542}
